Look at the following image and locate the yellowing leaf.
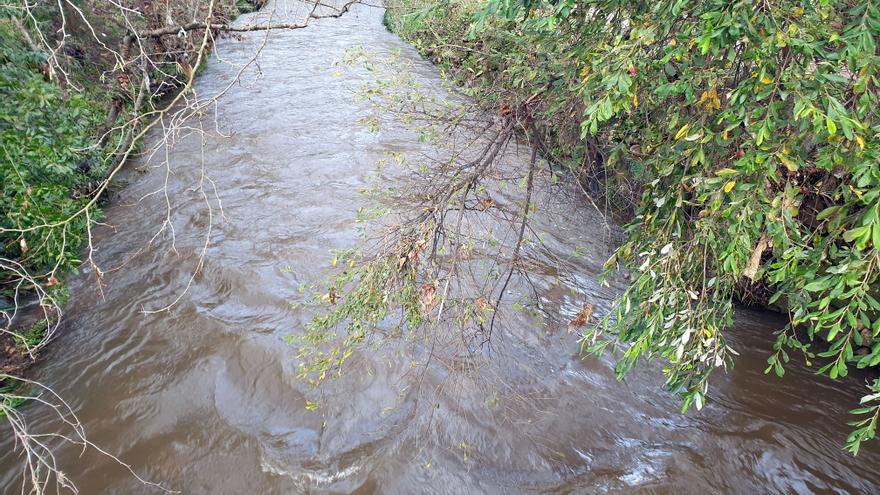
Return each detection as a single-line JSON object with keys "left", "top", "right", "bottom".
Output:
{"left": 698, "top": 87, "right": 721, "bottom": 110}
{"left": 674, "top": 124, "right": 691, "bottom": 140}
{"left": 723, "top": 180, "right": 736, "bottom": 193}
{"left": 855, "top": 134, "right": 865, "bottom": 150}
{"left": 715, "top": 168, "right": 738, "bottom": 177}
{"left": 778, "top": 154, "right": 798, "bottom": 172}
{"left": 850, "top": 185, "right": 864, "bottom": 199}
{"left": 775, "top": 31, "right": 787, "bottom": 47}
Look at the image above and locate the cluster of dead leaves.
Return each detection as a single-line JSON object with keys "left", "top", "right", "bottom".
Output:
{"left": 397, "top": 238, "right": 427, "bottom": 273}
{"left": 420, "top": 281, "right": 438, "bottom": 314}
{"left": 474, "top": 297, "right": 489, "bottom": 312}
{"left": 323, "top": 286, "right": 338, "bottom": 305}
{"left": 567, "top": 303, "right": 594, "bottom": 334}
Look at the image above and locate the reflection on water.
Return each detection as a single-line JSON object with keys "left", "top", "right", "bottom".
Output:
{"left": 1, "top": 1, "right": 879, "bottom": 493}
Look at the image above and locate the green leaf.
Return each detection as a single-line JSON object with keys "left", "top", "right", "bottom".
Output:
{"left": 816, "top": 206, "right": 841, "bottom": 221}
{"left": 803, "top": 280, "right": 828, "bottom": 292}
{"left": 826, "top": 116, "right": 837, "bottom": 136}
{"left": 843, "top": 226, "right": 868, "bottom": 243}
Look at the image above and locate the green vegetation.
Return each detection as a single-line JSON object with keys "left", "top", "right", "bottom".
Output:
{"left": 0, "top": 380, "right": 28, "bottom": 419}
{"left": 14, "top": 319, "right": 47, "bottom": 350}
{"left": 382, "top": 0, "right": 880, "bottom": 452}
{"left": 1, "top": 16, "right": 107, "bottom": 286}
{"left": 0, "top": 0, "right": 260, "bottom": 367}
{"left": 288, "top": 248, "right": 427, "bottom": 384}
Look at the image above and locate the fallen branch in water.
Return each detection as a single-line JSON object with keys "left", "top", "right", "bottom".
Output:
{"left": 295, "top": 51, "right": 593, "bottom": 387}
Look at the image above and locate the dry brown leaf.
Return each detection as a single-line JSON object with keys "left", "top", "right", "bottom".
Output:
{"left": 408, "top": 239, "right": 427, "bottom": 262}
{"left": 567, "top": 303, "right": 594, "bottom": 334}
{"left": 474, "top": 297, "right": 488, "bottom": 312}
{"left": 325, "top": 287, "right": 337, "bottom": 305}
{"left": 743, "top": 234, "right": 772, "bottom": 281}
{"left": 420, "top": 282, "right": 438, "bottom": 314}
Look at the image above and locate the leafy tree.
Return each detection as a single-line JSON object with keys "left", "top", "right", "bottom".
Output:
{"left": 386, "top": 0, "right": 880, "bottom": 452}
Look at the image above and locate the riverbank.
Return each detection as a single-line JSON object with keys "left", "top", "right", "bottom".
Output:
{"left": 383, "top": 0, "right": 639, "bottom": 216}
{"left": 3, "top": 3, "right": 880, "bottom": 489}
{"left": 383, "top": 0, "right": 880, "bottom": 452}
{"left": 0, "top": 0, "right": 264, "bottom": 380}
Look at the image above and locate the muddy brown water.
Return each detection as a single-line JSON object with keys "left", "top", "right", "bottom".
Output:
{"left": 3, "top": 2, "right": 880, "bottom": 494}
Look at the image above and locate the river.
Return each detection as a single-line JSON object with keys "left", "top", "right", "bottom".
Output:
{"left": 1, "top": 1, "right": 879, "bottom": 493}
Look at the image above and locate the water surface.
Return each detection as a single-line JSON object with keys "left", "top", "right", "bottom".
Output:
{"left": 1, "top": 2, "right": 879, "bottom": 493}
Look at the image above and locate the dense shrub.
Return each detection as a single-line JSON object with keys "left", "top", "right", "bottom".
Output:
{"left": 386, "top": 0, "right": 880, "bottom": 452}
{"left": 0, "top": 0, "right": 258, "bottom": 306}
{"left": 0, "top": 0, "right": 276, "bottom": 292}
{"left": 0, "top": 20, "right": 105, "bottom": 287}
